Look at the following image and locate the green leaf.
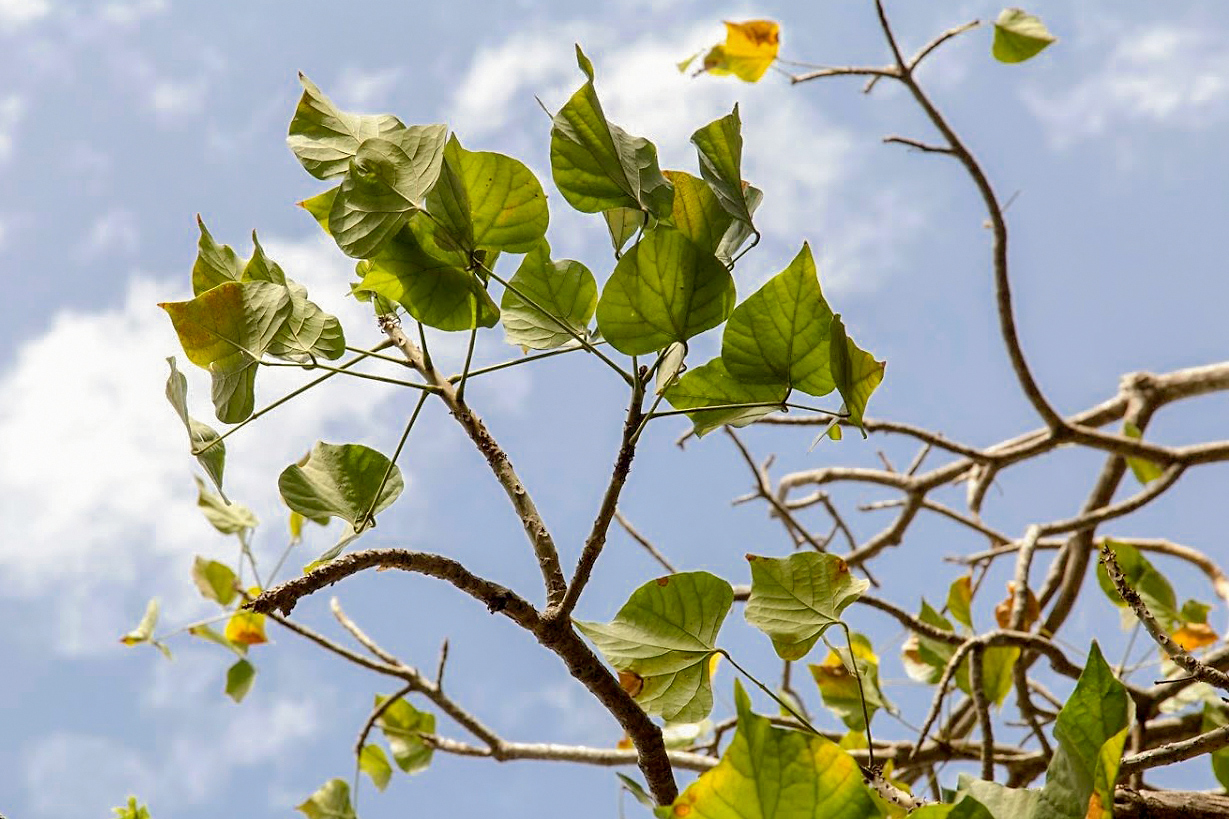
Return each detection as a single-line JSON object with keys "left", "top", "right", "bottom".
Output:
{"left": 1123, "top": 421, "right": 1165, "bottom": 485}
{"left": 829, "top": 314, "right": 885, "bottom": 434}
{"left": 663, "top": 170, "right": 733, "bottom": 254}
{"left": 664, "top": 679, "right": 880, "bottom": 819}
{"left": 426, "top": 134, "right": 548, "bottom": 254}
{"left": 112, "top": 797, "right": 152, "bottom": 819}
{"left": 287, "top": 73, "right": 405, "bottom": 180}
{"left": 160, "top": 280, "right": 291, "bottom": 423}
{"left": 617, "top": 773, "right": 657, "bottom": 809}
{"left": 910, "top": 795, "right": 996, "bottom": 819}
{"left": 744, "top": 552, "right": 869, "bottom": 660}
{"left": 596, "top": 227, "right": 735, "bottom": 355}
{"left": 603, "top": 207, "right": 643, "bottom": 256}
{"left": 662, "top": 356, "right": 788, "bottom": 437}
{"left": 499, "top": 240, "right": 597, "bottom": 350}
{"left": 957, "top": 645, "right": 1019, "bottom": 707}
{"left": 225, "top": 658, "right": 256, "bottom": 703}
{"left": 1096, "top": 539, "right": 1181, "bottom": 630}
{"left": 958, "top": 643, "right": 1132, "bottom": 819}
{"left": 947, "top": 575, "right": 974, "bottom": 631}
{"left": 191, "top": 216, "right": 246, "bottom": 296}
{"left": 195, "top": 476, "right": 258, "bottom": 535}
{"left": 278, "top": 442, "right": 404, "bottom": 531}
{"left": 296, "top": 778, "right": 356, "bottom": 819}
{"left": 359, "top": 743, "right": 393, "bottom": 791}
{"left": 299, "top": 187, "right": 338, "bottom": 235}
{"left": 1181, "top": 599, "right": 1212, "bottom": 624}
{"left": 575, "top": 571, "right": 733, "bottom": 724}
{"left": 355, "top": 219, "right": 500, "bottom": 331}
{"left": 899, "top": 599, "right": 1016, "bottom": 705}
{"left": 191, "top": 556, "right": 238, "bottom": 606}
{"left": 375, "top": 694, "right": 436, "bottom": 773}
{"left": 809, "top": 633, "right": 893, "bottom": 732}
{"left": 1203, "top": 703, "right": 1229, "bottom": 791}
{"left": 691, "top": 104, "right": 757, "bottom": 228}
{"left": 328, "top": 124, "right": 449, "bottom": 258}
{"left": 164, "top": 357, "right": 226, "bottom": 496}
{"left": 721, "top": 243, "right": 835, "bottom": 396}
{"left": 992, "top": 9, "right": 1056, "bottom": 64}
{"left": 550, "top": 45, "right": 674, "bottom": 219}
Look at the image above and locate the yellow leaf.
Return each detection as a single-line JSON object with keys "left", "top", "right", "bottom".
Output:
{"left": 225, "top": 609, "right": 269, "bottom": 646}
{"left": 700, "top": 20, "right": 780, "bottom": 83}
{"left": 1172, "top": 622, "right": 1218, "bottom": 651}
{"left": 994, "top": 581, "right": 1040, "bottom": 631}
{"left": 708, "top": 652, "right": 722, "bottom": 678}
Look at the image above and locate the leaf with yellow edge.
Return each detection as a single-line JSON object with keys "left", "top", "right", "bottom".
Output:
{"left": 225, "top": 604, "right": 269, "bottom": 646}
{"left": 120, "top": 599, "right": 160, "bottom": 647}
{"left": 809, "top": 632, "right": 893, "bottom": 732}
{"left": 700, "top": 21, "right": 782, "bottom": 83}
{"left": 947, "top": 575, "right": 974, "bottom": 631}
{"left": 663, "top": 678, "right": 880, "bottom": 819}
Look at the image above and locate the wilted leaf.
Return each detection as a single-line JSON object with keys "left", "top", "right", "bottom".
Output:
{"left": 698, "top": 21, "right": 781, "bottom": 83}
{"left": 993, "top": 582, "right": 1040, "bottom": 632}
{"left": 120, "top": 599, "right": 160, "bottom": 647}
{"left": 992, "top": 9, "right": 1056, "bottom": 64}
{"left": 744, "top": 552, "right": 868, "bottom": 660}
{"left": 195, "top": 476, "right": 258, "bottom": 535}
{"left": 664, "top": 678, "right": 880, "bottom": 818}
{"left": 296, "top": 778, "right": 356, "bottom": 819}
{"left": 1173, "top": 622, "right": 1218, "bottom": 651}
{"left": 809, "top": 632, "right": 892, "bottom": 732}
{"left": 596, "top": 226, "right": 735, "bottom": 355}
{"left": 225, "top": 608, "right": 269, "bottom": 646}
{"left": 576, "top": 571, "right": 733, "bottom": 724}
{"left": 164, "top": 357, "right": 227, "bottom": 495}
{"left": 829, "top": 314, "right": 884, "bottom": 434}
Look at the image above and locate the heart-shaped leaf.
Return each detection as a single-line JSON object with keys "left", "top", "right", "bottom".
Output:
{"left": 225, "top": 658, "right": 256, "bottom": 703}
{"left": 296, "top": 778, "right": 356, "bottom": 819}
{"left": 662, "top": 356, "right": 788, "bottom": 437}
{"left": 722, "top": 242, "right": 835, "bottom": 396}
{"left": 192, "top": 556, "right": 238, "bottom": 606}
{"left": 287, "top": 73, "right": 405, "bottom": 180}
{"left": 744, "top": 552, "right": 869, "bottom": 660}
{"left": 426, "top": 134, "right": 549, "bottom": 254}
{"left": 278, "top": 441, "right": 404, "bottom": 530}
{"left": 354, "top": 219, "right": 500, "bottom": 332}
{"left": 550, "top": 46, "right": 674, "bottom": 219}
{"left": 359, "top": 743, "right": 393, "bottom": 791}
{"left": 576, "top": 571, "right": 733, "bottom": 724}
{"left": 499, "top": 240, "right": 596, "bottom": 350}
{"left": 992, "top": 9, "right": 1056, "bottom": 64}
{"left": 663, "top": 678, "right": 880, "bottom": 818}
{"left": 596, "top": 226, "right": 735, "bottom": 355}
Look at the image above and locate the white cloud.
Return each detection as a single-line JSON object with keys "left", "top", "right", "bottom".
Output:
{"left": 150, "top": 76, "right": 209, "bottom": 121}
{"left": 0, "top": 93, "right": 25, "bottom": 163}
{"left": 335, "top": 66, "right": 402, "bottom": 110}
{"left": 98, "top": 0, "right": 166, "bottom": 26}
{"left": 24, "top": 693, "right": 321, "bottom": 816}
{"left": 446, "top": 20, "right": 920, "bottom": 294}
{"left": 0, "top": 0, "right": 50, "bottom": 29}
{"left": 1026, "top": 24, "right": 1229, "bottom": 146}
{"left": 78, "top": 208, "right": 140, "bottom": 259}
{"left": 0, "top": 231, "right": 532, "bottom": 654}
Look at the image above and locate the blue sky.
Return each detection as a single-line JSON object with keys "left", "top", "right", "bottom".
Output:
{"left": 2, "top": 0, "right": 1228, "bottom": 817}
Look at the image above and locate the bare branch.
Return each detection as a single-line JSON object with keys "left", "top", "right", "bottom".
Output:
{"left": 908, "top": 19, "right": 981, "bottom": 69}
{"left": 614, "top": 508, "right": 677, "bottom": 573}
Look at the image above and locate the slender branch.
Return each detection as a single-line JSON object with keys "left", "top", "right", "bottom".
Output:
{"left": 554, "top": 376, "right": 646, "bottom": 618}
{"left": 614, "top": 508, "right": 677, "bottom": 573}
{"left": 907, "top": 19, "right": 981, "bottom": 69}
{"left": 1119, "top": 721, "right": 1229, "bottom": 776}
{"left": 883, "top": 135, "right": 953, "bottom": 154}
{"left": 969, "top": 643, "right": 995, "bottom": 781}
{"left": 331, "top": 597, "right": 401, "bottom": 667}
{"left": 381, "top": 315, "right": 569, "bottom": 607}
{"left": 1100, "top": 543, "right": 1229, "bottom": 694}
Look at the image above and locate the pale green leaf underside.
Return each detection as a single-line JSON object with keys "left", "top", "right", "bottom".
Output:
{"left": 744, "top": 552, "right": 869, "bottom": 661}
{"left": 691, "top": 104, "right": 757, "bottom": 227}
{"left": 500, "top": 241, "right": 596, "bottom": 350}
{"left": 663, "top": 357, "right": 788, "bottom": 437}
{"left": 278, "top": 441, "right": 404, "bottom": 529}
{"left": 287, "top": 73, "right": 404, "bottom": 180}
